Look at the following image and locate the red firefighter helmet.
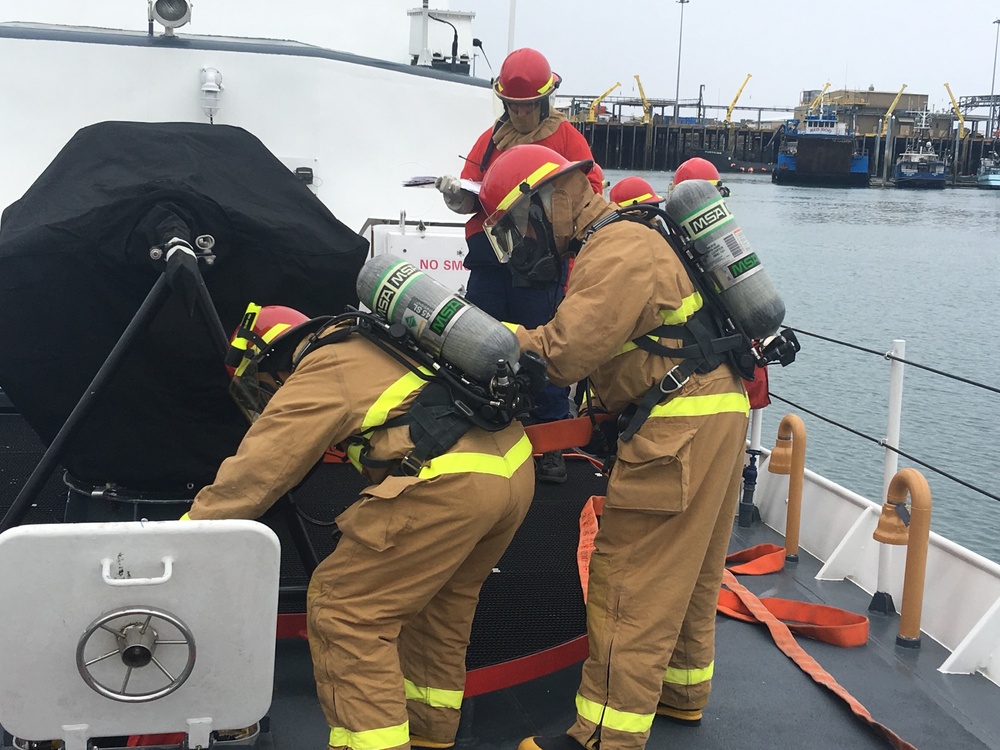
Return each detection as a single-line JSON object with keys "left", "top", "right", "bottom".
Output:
{"left": 673, "top": 157, "right": 722, "bottom": 185}
{"left": 479, "top": 143, "right": 592, "bottom": 218}
{"left": 225, "top": 303, "right": 313, "bottom": 378}
{"left": 609, "top": 176, "right": 664, "bottom": 206}
{"left": 493, "top": 48, "right": 561, "bottom": 103}
{"left": 480, "top": 144, "right": 593, "bottom": 265}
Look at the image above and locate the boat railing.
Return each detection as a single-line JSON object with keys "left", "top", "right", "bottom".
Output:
{"left": 748, "top": 328, "right": 1000, "bottom": 685}
{"left": 765, "top": 329, "right": 1000, "bottom": 510}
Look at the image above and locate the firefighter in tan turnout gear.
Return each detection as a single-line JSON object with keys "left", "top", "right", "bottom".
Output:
{"left": 478, "top": 144, "right": 751, "bottom": 750}
{"left": 185, "top": 303, "right": 535, "bottom": 750}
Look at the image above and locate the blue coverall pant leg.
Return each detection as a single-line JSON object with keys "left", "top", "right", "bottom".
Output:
{"left": 465, "top": 261, "right": 570, "bottom": 423}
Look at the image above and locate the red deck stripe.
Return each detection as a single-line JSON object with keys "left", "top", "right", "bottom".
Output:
{"left": 276, "top": 614, "right": 587, "bottom": 697}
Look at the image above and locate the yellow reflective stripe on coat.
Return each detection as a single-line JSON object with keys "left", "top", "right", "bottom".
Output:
{"left": 417, "top": 433, "right": 532, "bottom": 479}
{"left": 616, "top": 294, "right": 703, "bottom": 355}
{"left": 345, "top": 368, "right": 433, "bottom": 470}
{"left": 575, "top": 693, "right": 655, "bottom": 734}
{"left": 328, "top": 721, "right": 409, "bottom": 750}
{"left": 663, "top": 661, "right": 714, "bottom": 686}
{"left": 649, "top": 391, "right": 750, "bottom": 419}
{"left": 404, "top": 678, "right": 464, "bottom": 709}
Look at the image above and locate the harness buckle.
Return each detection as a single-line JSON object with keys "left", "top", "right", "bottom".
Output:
{"left": 658, "top": 366, "right": 689, "bottom": 396}
{"left": 398, "top": 451, "right": 424, "bottom": 477}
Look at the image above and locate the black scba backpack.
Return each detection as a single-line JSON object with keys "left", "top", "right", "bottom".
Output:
{"left": 286, "top": 310, "right": 549, "bottom": 475}
{"left": 579, "top": 204, "right": 798, "bottom": 442}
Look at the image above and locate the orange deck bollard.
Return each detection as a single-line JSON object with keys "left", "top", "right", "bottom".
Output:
{"left": 872, "top": 468, "right": 932, "bottom": 648}
{"left": 766, "top": 414, "right": 806, "bottom": 563}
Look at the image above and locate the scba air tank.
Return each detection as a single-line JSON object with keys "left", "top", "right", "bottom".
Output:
{"left": 664, "top": 179, "right": 785, "bottom": 340}
{"left": 356, "top": 254, "right": 521, "bottom": 383}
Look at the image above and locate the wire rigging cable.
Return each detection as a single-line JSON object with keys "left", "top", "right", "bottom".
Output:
{"left": 773, "top": 327, "right": 1000, "bottom": 505}
{"left": 792, "top": 328, "right": 1000, "bottom": 395}
{"left": 767, "top": 393, "right": 1000, "bottom": 504}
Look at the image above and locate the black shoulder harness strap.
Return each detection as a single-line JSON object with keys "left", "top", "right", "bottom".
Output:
{"left": 295, "top": 312, "right": 508, "bottom": 477}
{"left": 584, "top": 206, "right": 752, "bottom": 442}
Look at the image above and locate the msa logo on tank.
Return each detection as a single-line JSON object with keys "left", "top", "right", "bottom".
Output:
{"left": 403, "top": 295, "right": 469, "bottom": 349}
{"left": 704, "top": 228, "right": 761, "bottom": 290}
{"left": 374, "top": 262, "right": 421, "bottom": 319}
{"left": 679, "top": 197, "right": 733, "bottom": 241}
{"left": 430, "top": 298, "right": 464, "bottom": 335}
{"left": 729, "top": 252, "right": 761, "bottom": 279}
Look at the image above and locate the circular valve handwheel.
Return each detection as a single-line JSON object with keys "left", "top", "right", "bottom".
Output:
{"left": 76, "top": 607, "right": 196, "bottom": 702}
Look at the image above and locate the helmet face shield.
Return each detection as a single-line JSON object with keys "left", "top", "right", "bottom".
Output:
{"left": 229, "top": 356, "right": 278, "bottom": 424}
{"left": 484, "top": 194, "right": 532, "bottom": 264}
{"left": 224, "top": 302, "right": 323, "bottom": 423}
{"left": 483, "top": 185, "right": 560, "bottom": 284}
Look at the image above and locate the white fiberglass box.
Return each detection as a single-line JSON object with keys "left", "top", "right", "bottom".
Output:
{"left": 0, "top": 519, "right": 280, "bottom": 748}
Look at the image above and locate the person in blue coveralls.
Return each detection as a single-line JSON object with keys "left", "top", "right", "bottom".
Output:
{"left": 436, "top": 47, "right": 603, "bottom": 484}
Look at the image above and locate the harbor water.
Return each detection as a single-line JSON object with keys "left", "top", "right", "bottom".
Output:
{"left": 604, "top": 169, "right": 1000, "bottom": 564}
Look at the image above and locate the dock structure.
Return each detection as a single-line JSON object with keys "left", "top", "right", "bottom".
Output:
{"left": 567, "top": 110, "right": 1000, "bottom": 180}
{"left": 572, "top": 120, "right": 778, "bottom": 172}
{"left": 562, "top": 86, "right": 1000, "bottom": 179}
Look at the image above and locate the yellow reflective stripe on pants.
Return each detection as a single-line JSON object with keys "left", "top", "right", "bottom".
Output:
{"left": 418, "top": 433, "right": 532, "bottom": 479}
{"left": 328, "top": 721, "right": 409, "bottom": 750}
{"left": 663, "top": 660, "right": 714, "bottom": 686}
{"left": 649, "top": 391, "right": 750, "bottom": 419}
{"left": 616, "top": 293, "right": 703, "bottom": 355}
{"left": 346, "top": 368, "right": 433, "bottom": 470}
{"left": 404, "top": 678, "right": 464, "bottom": 709}
{"left": 575, "top": 693, "right": 655, "bottom": 734}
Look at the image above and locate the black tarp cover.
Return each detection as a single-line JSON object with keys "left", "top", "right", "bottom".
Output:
{"left": 0, "top": 121, "right": 369, "bottom": 493}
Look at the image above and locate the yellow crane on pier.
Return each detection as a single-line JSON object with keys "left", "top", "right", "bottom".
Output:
{"left": 880, "top": 84, "right": 907, "bottom": 137}
{"left": 587, "top": 81, "right": 621, "bottom": 123}
{"left": 725, "top": 73, "right": 752, "bottom": 125}
{"left": 943, "top": 82, "right": 967, "bottom": 139}
{"left": 634, "top": 75, "right": 651, "bottom": 124}
{"left": 807, "top": 82, "right": 831, "bottom": 115}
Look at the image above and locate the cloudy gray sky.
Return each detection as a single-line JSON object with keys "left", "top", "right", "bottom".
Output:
{"left": 461, "top": 0, "right": 1000, "bottom": 118}
{"left": 6, "top": 0, "right": 1000, "bottom": 119}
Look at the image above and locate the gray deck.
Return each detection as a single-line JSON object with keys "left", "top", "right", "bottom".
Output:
{"left": 1, "top": 431, "right": 998, "bottom": 750}
{"left": 254, "top": 515, "right": 1000, "bottom": 750}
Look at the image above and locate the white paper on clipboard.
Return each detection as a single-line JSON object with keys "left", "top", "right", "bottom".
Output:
{"left": 403, "top": 176, "right": 481, "bottom": 194}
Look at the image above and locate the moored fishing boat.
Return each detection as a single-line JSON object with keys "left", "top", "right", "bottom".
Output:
{"left": 771, "top": 110, "right": 870, "bottom": 187}
{"left": 892, "top": 110, "right": 947, "bottom": 189}
{"left": 977, "top": 154, "right": 1000, "bottom": 189}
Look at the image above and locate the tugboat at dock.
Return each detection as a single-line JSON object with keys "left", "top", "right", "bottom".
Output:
{"left": 772, "top": 110, "right": 870, "bottom": 187}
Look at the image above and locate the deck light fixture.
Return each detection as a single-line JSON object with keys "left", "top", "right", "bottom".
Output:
{"left": 200, "top": 67, "right": 223, "bottom": 122}
{"left": 150, "top": 0, "right": 192, "bottom": 36}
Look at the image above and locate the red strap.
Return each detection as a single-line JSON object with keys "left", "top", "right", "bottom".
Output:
{"left": 742, "top": 363, "right": 771, "bottom": 410}
{"left": 523, "top": 414, "right": 616, "bottom": 454}
{"left": 322, "top": 447, "right": 349, "bottom": 463}
{"left": 577, "top": 495, "right": 604, "bottom": 601}
{"left": 724, "top": 543, "right": 786, "bottom": 575}
{"left": 717, "top": 588, "right": 869, "bottom": 647}
{"left": 721, "top": 570, "right": 916, "bottom": 749}
{"left": 127, "top": 734, "right": 186, "bottom": 747}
